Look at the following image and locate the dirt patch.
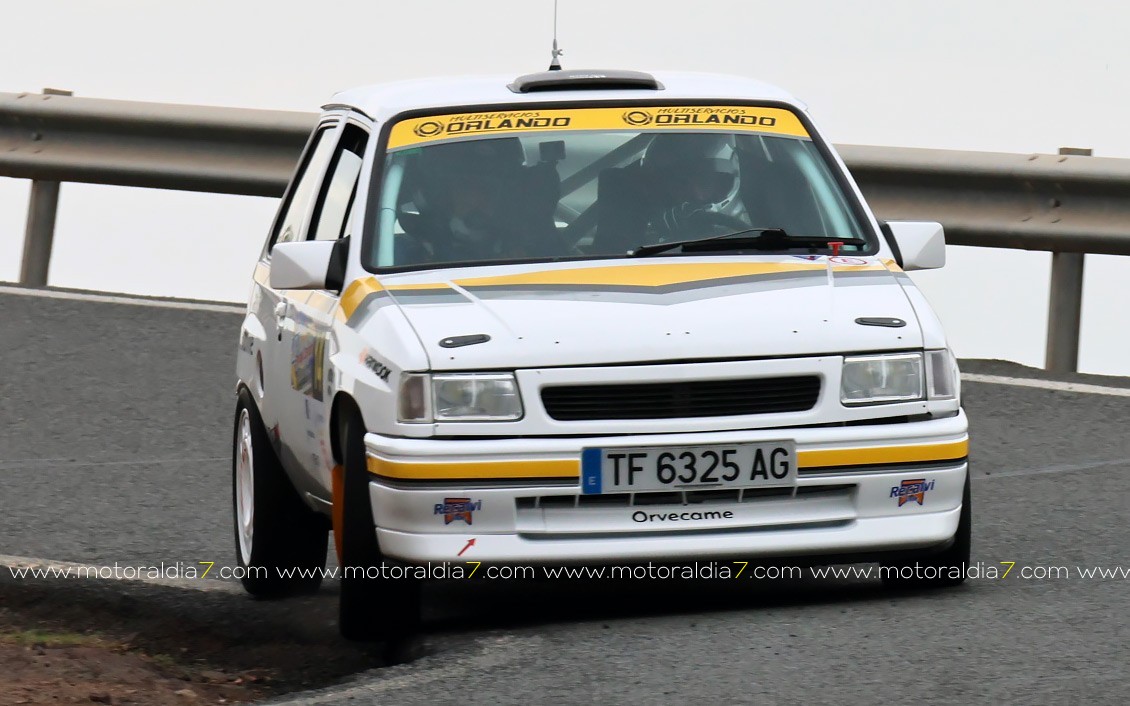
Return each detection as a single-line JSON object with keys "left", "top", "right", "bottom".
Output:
{"left": 0, "top": 634, "right": 254, "bottom": 705}
{"left": 0, "top": 575, "right": 401, "bottom": 706}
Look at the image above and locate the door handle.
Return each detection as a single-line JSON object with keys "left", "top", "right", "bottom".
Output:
{"left": 274, "top": 301, "right": 290, "bottom": 340}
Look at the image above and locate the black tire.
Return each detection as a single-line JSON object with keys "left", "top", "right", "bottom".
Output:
{"left": 881, "top": 469, "right": 972, "bottom": 588}
{"left": 233, "top": 388, "right": 328, "bottom": 597}
{"left": 337, "top": 404, "right": 422, "bottom": 641}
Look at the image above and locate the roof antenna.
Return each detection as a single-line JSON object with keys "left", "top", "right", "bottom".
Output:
{"left": 549, "top": 0, "right": 564, "bottom": 70}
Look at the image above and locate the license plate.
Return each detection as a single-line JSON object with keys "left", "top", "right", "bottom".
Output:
{"left": 581, "top": 441, "right": 797, "bottom": 495}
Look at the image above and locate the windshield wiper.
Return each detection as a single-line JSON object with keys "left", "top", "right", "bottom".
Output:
{"left": 628, "top": 227, "right": 866, "bottom": 258}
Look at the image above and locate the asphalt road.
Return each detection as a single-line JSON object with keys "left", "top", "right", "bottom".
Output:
{"left": 3, "top": 291, "right": 1130, "bottom": 704}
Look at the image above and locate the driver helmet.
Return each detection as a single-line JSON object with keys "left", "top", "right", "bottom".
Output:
{"left": 411, "top": 137, "right": 525, "bottom": 242}
{"left": 641, "top": 133, "right": 740, "bottom": 206}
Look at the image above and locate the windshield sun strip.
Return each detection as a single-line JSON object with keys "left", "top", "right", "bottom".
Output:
{"left": 387, "top": 105, "right": 811, "bottom": 150}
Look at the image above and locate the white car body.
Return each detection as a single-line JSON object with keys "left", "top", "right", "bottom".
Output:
{"left": 236, "top": 70, "right": 968, "bottom": 567}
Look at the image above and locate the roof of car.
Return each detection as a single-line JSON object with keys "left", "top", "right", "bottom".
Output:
{"left": 326, "top": 70, "right": 806, "bottom": 123}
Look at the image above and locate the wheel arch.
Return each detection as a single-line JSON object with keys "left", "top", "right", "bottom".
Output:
{"left": 329, "top": 391, "right": 365, "bottom": 465}
{"left": 235, "top": 381, "right": 255, "bottom": 403}
{"left": 234, "top": 382, "right": 262, "bottom": 428}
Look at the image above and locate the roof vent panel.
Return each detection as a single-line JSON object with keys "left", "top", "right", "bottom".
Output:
{"left": 508, "top": 69, "right": 664, "bottom": 94}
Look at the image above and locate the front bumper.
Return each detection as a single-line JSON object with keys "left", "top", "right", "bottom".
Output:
{"left": 365, "top": 411, "right": 969, "bottom": 564}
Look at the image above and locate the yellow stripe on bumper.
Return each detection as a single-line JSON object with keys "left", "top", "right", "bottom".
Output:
{"left": 797, "top": 439, "right": 968, "bottom": 469}
{"left": 368, "top": 457, "right": 580, "bottom": 480}
{"left": 366, "top": 439, "right": 968, "bottom": 481}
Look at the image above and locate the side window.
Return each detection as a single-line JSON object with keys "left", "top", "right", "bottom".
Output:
{"left": 309, "top": 125, "right": 369, "bottom": 242}
{"left": 269, "top": 126, "right": 337, "bottom": 249}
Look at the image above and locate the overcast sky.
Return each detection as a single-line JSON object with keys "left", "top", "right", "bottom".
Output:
{"left": 3, "top": 0, "right": 1129, "bottom": 374}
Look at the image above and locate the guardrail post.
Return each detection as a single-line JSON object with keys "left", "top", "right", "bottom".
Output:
{"left": 17, "top": 88, "right": 72, "bottom": 287}
{"left": 1043, "top": 147, "right": 1091, "bottom": 373}
{"left": 19, "top": 180, "right": 62, "bottom": 286}
{"left": 1045, "top": 251, "right": 1085, "bottom": 373}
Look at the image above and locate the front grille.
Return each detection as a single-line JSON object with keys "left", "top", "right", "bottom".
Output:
{"left": 540, "top": 375, "right": 821, "bottom": 421}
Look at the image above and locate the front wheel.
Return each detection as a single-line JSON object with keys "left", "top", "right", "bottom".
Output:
{"left": 337, "top": 403, "right": 421, "bottom": 641}
{"left": 881, "top": 470, "right": 972, "bottom": 588}
{"left": 233, "top": 388, "right": 328, "bottom": 597}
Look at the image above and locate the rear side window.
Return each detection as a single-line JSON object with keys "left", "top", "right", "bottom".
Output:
{"left": 269, "top": 126, "right": 336, "bottom": 250}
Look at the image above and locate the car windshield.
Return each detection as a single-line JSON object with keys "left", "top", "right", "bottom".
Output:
{"left": 365, "top": 105, "right": 871, "bottom": 269}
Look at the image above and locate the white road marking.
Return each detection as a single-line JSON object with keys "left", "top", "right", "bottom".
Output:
{"left": 0, "top": 284, "right": 244, "bottom": 314}
{"left": 10, "top": 284, "right": 1129, "bottom": 395}
{"left": 1, "top": 287, "right": 1128, "bottom": 394}
{"left": 0, "top": 554, "right": 243, "bottom": 593}
{"left": 961, "top": 372, "right": 1130, "bottom": 398}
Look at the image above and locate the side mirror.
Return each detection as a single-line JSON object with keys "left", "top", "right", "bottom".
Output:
{"left": 269, "top": 240, "right": 336, "bottom": 290}
{"left": 884, "top": 221, "right": 946, "bottom": 271}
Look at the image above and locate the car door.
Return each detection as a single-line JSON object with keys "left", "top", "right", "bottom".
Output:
{"left": 254, "top": 118, "right": 342, "bottom": 488}
{"left": 272, "top": 120, "right": 371, "bottom": 501}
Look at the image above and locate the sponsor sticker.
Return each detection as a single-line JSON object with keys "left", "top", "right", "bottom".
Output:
{"left": 631, "top": 509, "right": 735, "bottom": 523}
{"left": 891, "top": 478, "right": 935, "bottom": 507}
{"left": 434, "top": 497, "right": 482, "bottom": 525}
{"left": 290, "top": 334, "right": 326, "bottom": 401}
{"left": 389, "top": 105, "right": 810, "bottom": 149}
{"left": 359, "top": 349, "right": 392, "bottom": 382}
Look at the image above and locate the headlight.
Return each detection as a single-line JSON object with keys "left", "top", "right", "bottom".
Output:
{"left": 433, "top": 373, "right": 523, "bottom": 421}
{"left": 925, "top": 349, "right": 960, "bottom": 400}
{"left": 398, "top": 372, "right": 523, "bottom": 423}
{"left": 841, "top": 353, "right": 924, "bottom": 405}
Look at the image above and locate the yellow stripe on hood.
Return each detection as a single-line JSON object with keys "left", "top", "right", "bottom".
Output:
{"left": 340, "top": 277, "right": 384, "bottom": 319}
{"left": 343, "top": 259, "right": 889, "bottom": 317}
{"left": 447, "top": 261, "right": 882, "bottom": 290}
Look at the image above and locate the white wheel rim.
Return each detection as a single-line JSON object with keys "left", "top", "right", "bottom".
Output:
{"left": 236, "top": 408, "right": 255, "bottom": 566}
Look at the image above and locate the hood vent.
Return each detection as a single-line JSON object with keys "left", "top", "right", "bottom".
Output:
{"left": 855, "top": 317, "right": 906, "bottom": 328}
{"left": 439, "top": 334, "right": 491, "bottom": 349}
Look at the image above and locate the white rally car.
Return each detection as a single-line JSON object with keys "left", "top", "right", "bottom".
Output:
{"left": 233, "top": 69, "right": 969, "bottom": 640}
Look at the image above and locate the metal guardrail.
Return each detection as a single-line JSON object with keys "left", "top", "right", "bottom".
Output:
{"left": 3, "top": 90, "right": 1125, "bottom": 372}
{"left": 837, "top": 143, "right": 1118, "bottom": 372}
{"left": 0, "top": 91, "right": 312, "bottom": 194}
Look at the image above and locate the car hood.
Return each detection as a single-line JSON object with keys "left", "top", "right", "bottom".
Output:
{"left": 361, "top": 256, "right": 922, "bottom": 370}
